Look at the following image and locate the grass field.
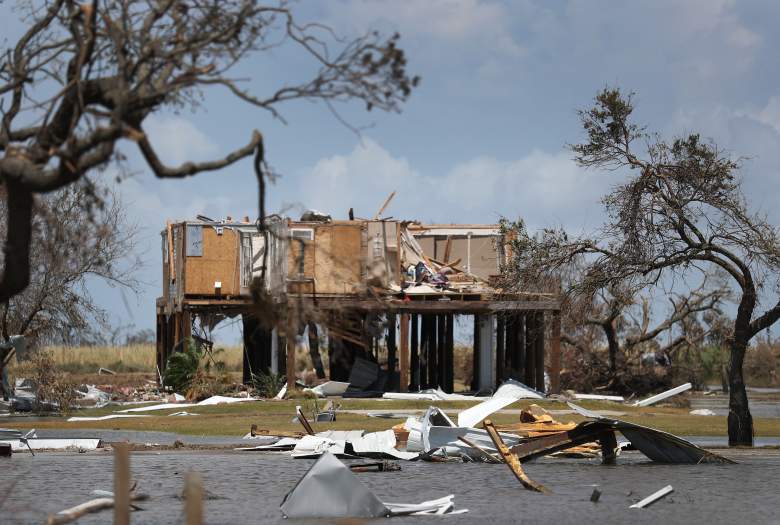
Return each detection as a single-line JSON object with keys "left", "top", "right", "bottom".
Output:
{"left": 5, "top": 397, "right": 780, "bottom": 439}
{"left": 44, "top": 344, "right": 244, "bottom": 374}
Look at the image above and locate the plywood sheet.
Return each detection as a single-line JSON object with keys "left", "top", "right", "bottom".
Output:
{"left": 184, "top": 226, "right": 240, "bottom": 296}
{"left": 314, "top": 224, "right": 363, "bottom": 294}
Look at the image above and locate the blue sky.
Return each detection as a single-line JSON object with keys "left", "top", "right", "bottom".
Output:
{"left": 5, "top": 1, "right": 780, "bottom": 344}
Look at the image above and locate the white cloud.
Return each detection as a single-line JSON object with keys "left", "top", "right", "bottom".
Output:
{"left": 299, "top": 138, "right": 610, "bottom": 231}
{"left": 331, "top": 0, "right": 525, "bottom": 58}
{"left": 143, "top": 114, "right": 220, "bottom": 165}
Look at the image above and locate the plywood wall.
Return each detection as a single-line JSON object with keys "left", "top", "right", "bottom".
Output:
{"left": 313, "top": 223, "right": 363, "bottom": 295}
{"left": 184, "top": 226, "right": 240, "bottom": 296}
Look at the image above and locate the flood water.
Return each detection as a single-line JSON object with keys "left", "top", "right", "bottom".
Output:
{"left": 3, "top": 447, "right": 780, "bottom": 524}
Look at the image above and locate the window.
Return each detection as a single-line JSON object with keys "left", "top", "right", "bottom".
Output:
{"left": 290, "top": 228, "right": 314, "bottom": 241}
{"left": 186, "top": 225, "right": 203, "bottom": 256}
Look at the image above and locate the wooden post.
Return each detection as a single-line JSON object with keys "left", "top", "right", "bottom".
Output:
{"left": 550, "top": 311, "right": 561, "bottom": 394}
{"left": 399, "top": 314, "right": 410, "bottom": 392}
{"left": 286, "top": 309, "right": 297, "bottom": 392}
{"left": 184, "top": 472, "right": 203, "bottom": 525}
{"left": 535, "top": 312, "right": 546, "bottom": 393}
{"left": 471, "top": 315, "right": 481, "bottom": 392}
{"left": 437, "top": 314, "right": 446, "bottom": 389}
{"left": 410, "top": 314, "right": 419, "bottom": 390}
{"left": 113, "top": 443, "right": 130, "bottom": 525}
{"left": 599, "top": 431, "right": 618, "bottom": 466}
{"left": 496, "top": 314, "right": 505, "bottom": 385}
{"left": 386, "top": 314, "right": 397, "bottom": 387}
{"left": 525, "top": 313, "right": 537, "bottom": 389}
{"left": 445, "top": 313, "right": 454, "bottom": 393}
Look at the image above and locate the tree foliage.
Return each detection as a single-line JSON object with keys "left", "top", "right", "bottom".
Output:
{"left": 0, "top": 0, "right": 418, "bottom": 302}
{"left": 0, "top": 180, "right": 138, "bottom": 344}
{"left": 502, "top": 87, "right": 780, "bottom": 445}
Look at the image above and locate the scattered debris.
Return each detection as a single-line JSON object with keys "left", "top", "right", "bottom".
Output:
{"left": 118, "top": 395, "right": 258, "bottom": 413}
{"left": 280, "top": 452, "right": 466, "bottom": 518}
{"left": 3, "top": 437, "right": 102, "bottom": 452}
{"left": 67, "top": 415, "right": 150, "bottom": 422}
{"left": 46, "top": 490, "right": 148, "bottom": 524}
{"left": 689, "top": 408, "right": 716, "bottom": 416}
{"left": 633, "top": 383, "right": 692, "bottom": 407}
{"left": 97, "top": 367, "right": 116, "bottom": 375}
{"left": 590, "top": 487, "right": 602, "bottom": 502}
{"left": 349, "top": 460, "right": 402, "bottom": 472}
{"left": 304, "top": 381, "right": 349, "bottom": 398}
{"left": 573, "top": 393, "right": 625, "bottom": 402}
{"left": 629, "top": 485, "right": 674, "bottom": 509}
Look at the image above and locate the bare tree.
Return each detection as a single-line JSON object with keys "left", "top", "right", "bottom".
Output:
{"left": 503, "top": 88, "right": 780, "bottom": 446}
{"left": 0, "top": 1, "right": 418, "bottom": 302}
{"left": 583, "top": 279, "right": 728, "bottom": 374}
{"left": 0, "top": 179, "right": 139, "bottom": 345}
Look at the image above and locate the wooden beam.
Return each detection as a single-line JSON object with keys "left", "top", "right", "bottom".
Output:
{"left": 387, "top": 313, "right": 397, "bottom": 388}
{"left": 399, "top": 314, "right": 410, "bottom": 392}
{"left": 535, "top": 312, "right": 546, "bottom": 393}
{"left": 113, "top": 443, "right": 130, "bottom": 525}
{"left": 410, "top": 314, "right": 419, "bottom": 390}
{"left": 373, "top": 190, "right": 396, "bottom": 219}
{"left": 184, "top": 472, "right": 203, "bottom": 525}
{"left": 483, "top": 420, "right": 550, "bottom": 494}
{"left": 286, "top": 310, "right": 297, "bottom": 392}
{"left": 471, "top": 315, "right": 481, "bottom": 391}
{"left": 550, "top": 311, "right": 561, "bottom": 394}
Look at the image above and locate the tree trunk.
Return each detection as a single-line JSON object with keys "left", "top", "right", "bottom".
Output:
{"left": 603, "top": 322, "right": 620, "bottom": 374}
{"left": 727, "top": 337, "right": 753, "bottom": 446}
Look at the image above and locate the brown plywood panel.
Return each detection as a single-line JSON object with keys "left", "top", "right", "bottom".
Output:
{"left": 314, "top": 224, "right": 363, "bottom": 294}
{"left": 433, "top": 236, "right": 500, "bottom": 279}
{"left": 288, "top": 235, "right": 315, "bottom": 279}
{"left": 417, "top": 237, "right": 435, "bottom": 258}
{"left": 184, "top": 226, "right": 240, "bottom": 296}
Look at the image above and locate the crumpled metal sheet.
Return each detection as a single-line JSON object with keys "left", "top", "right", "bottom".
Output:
{"left": 567, "top": 402, "right": 734, "bottom": 464}
{"left": 280, "top": 452, "right": 466, "bottom": 518}
{"left": 280, "top": 452, "right": 390, "bottom": 518}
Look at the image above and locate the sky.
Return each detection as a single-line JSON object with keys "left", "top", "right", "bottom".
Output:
{"left": 5, "top": 0, "right": 780, "bottom": 344}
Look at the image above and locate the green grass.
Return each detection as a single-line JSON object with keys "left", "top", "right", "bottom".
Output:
{"left": 6, "top": 397, "right": 780, "bottom": 439}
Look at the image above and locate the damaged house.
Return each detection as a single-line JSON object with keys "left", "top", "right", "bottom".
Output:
{"left": 155, "top": 211, "right": 562, "bottom": 394}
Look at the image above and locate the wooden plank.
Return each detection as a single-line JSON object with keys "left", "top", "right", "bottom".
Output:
{"left": 286, "top": 311, "right": 297, "bottom": 392}
{"left": 399, "top": 314, "right": 410, "bottom": 392}
{"left": 535, "top": 312, "right": 546, "bottom": 393}
{"left": 184, "top": 227, "right": 240, "bottom": 296}
{"left": 483, "top": 420, "right": 550, "bottom": 494}
{"left": 184, "top": 472, "right": 203, "bottom": 525}
{"left": 410, "top": 314, "right": 419, "bottom": 390}
{"left": 113, "top": 442, "right": 130, "bottom": 525}
{"left": 471, "top": 315, "right": 481, "bottom": 391}
{"left": 550, "top": 311, "right": 561, "bottom": 393}
{"left": 373, "top": 190, "right": 396, "bottom": 219}
{"left": 314, "top": 224, "right": 362, "bottom": 294}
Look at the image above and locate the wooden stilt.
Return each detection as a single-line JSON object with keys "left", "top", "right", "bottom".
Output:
{"left": 113, "top": 443, "right": 130, "bottom": 525}
{"left": 445, "top": 313, "right": 454, "bottom": 393}
{"left": 496, "top": 314, "right": 505, "bottom": 384}
{"left": 286, "top": 309, "right": 297, "bottom": 392}
{"left": 437, "top": 314, "right": 446, "bottom": 389}
{"left": 184, "top": 472, "right": 203, "bottom": 525}
{"left": 387, "top": 314, "right": 397, "bottom": 388}
{"left": 471, "top": 315, "right": 481, "bottom": 392}
{"left": 535, "top": 312, "right": 546, "bottom": 392}
{"left": 525, "top": 313, "right": 537, "bottom": 389}
{"left": 399, "top": 314, "right": 410, "bottom": 392}
{"left": 410, "top": 314, "right": 419, "bottom": 390}
{"left": 550, "top": 311, "right": 561, "bottom": 394}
